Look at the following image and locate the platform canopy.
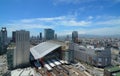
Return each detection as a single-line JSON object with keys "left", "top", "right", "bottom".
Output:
{"left": 30, "top": 41, "right": 62, "bottom": 60}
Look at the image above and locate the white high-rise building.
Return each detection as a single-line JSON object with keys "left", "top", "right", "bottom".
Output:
{"left": 15, "top": 30, "right": 30, "bottom": 67}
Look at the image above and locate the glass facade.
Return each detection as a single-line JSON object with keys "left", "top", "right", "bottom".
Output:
{"left": 72, "top": 31, "right": 78, "bottom": 43}
{"left": 44, "top": 29, "right": 54, "bottom": 40}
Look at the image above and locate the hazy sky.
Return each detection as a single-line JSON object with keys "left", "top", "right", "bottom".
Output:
{"left": 0, "top": 0, "right": 120, "bottom": 37}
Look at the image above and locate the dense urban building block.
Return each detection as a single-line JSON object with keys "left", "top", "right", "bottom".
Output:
{"left": 0, "top": 55, "right": 8, "bottom": 75}
{"left": 70, "top": 43, "right": 111, "bottom": 67}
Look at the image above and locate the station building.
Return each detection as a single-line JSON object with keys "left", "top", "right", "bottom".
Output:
{"left": 30, "top": 40, "right": 74, "bottom": 70}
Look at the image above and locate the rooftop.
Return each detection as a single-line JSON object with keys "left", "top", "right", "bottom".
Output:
{"left": 105, "top": 66, "right": 120, "bottom": 72}
{"left": 11, "top": 67, "right": 34, "bottom": 76}
{"left": 72, "top": 43, "right": 110, "bottom": 56}
{"left": 30, "top": 40, "right": 63, "bottom": 59}
{"left": 113, "top": 72, "right": 120, "bottom": 76}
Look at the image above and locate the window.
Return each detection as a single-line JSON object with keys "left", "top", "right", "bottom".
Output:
{"left": 98, "top": 58, "right": 102, "bottom": 62}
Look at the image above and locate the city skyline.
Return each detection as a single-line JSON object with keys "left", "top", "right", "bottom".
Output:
{"left": 0, "top": 0, "right": 120, "bottom": 37}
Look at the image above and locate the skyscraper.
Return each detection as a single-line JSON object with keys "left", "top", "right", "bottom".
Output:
{"left": 72, "top": 31, "right": 78, "bottom": 43}
{"left": 44, "top": 29, "right": 54, "bottom": 40}
{"left": 15, "top": 30, "right": 30, "bottom": 67}
{"left": 39, "top": 32, "right": 42, "bottom": 40}
{"left": 12, "top": 31, "right": 16, "bottom": 42}
{"left": 1, "top": 27, "right": 7, "bottom": 45}
{"left": 0, "top": 27, "right": 7, "bottom": 54}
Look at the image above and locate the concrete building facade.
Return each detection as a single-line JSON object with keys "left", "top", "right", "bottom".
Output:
{"left": 70, "top": 43, "right": 111, "bottom": 67}
{"left": 15, "top": 30, "right": 30, "bottom": 67}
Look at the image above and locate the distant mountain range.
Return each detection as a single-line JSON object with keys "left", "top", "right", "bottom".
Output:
{"left": 78, "top": 34, "right": 120, "bottom": 38}
{"left": 58, "top": 34, "right": 120, "bottom": 40}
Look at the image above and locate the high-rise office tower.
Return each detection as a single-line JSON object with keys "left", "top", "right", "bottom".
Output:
{"left": 15, "top": 30, "right": 30, "bottom": 67}
{"left": 54, "top": 34, "right": 57, "bottom": 40}
{"left": 1, "top": 27, "right": 7, "bottom": 45}
{"left": 0, "top": 27, "right": 7, "bottom": 54}
{"left": 12, "top": 31, "right": 16, "bottom": 42}
{"left": 44, "top": 29, "right": 54, "bottom": 40}
{"left": 66, "top": 35, "right": 70, "bottom": 41}
{"left": 39, "top": 32, "right": 42, "bottom": 40}
{"left": 72, "top": 31, "right": 78, "bottom": 43}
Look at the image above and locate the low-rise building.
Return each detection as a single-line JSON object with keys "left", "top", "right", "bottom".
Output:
{"left": 70, "top": 43, "right": 111, "bottom": 67}
{"left": 11, "top": 67, "right": 35, "bottom": 76}
{"left": 104, "top": 66, "right": 120, "bottom": 76}
{"left": 0, "top": 55, "right": 8, "bottom": 75}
